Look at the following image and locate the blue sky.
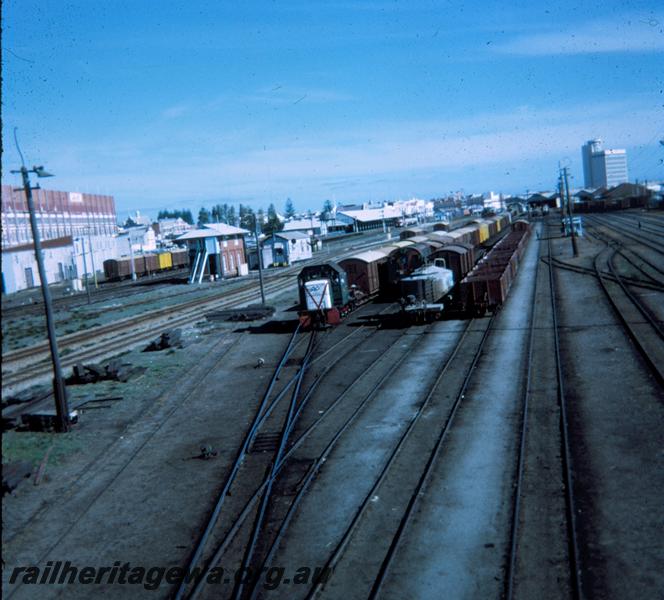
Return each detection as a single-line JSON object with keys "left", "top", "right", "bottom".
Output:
{"left": 2, "top": 1, "right": 663, "bottom": 219}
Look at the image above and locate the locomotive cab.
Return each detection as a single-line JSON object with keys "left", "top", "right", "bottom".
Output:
{"left": 297, "top": 262, "right": 351, "bottom": 327}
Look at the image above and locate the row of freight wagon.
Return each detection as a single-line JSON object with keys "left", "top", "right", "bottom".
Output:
{"left": 399, "top": 214, "right": 511, "bottom": 246}
{"left": 297, "top": 215, "right": 518, "bottom": 325}
{"left": 337, "top": 214, "right": 511, "bottom": 301}
{"left": 573, "top": 197, "right": 648, "bottom": 213}
{"left": 103, "top": 249, "right": 189, "bottom": 281}
{"left": 458, "top": 220, "right": 532, "bottom": 316}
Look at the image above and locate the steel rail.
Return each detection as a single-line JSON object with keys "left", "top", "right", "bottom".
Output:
{"left": 542, "top": 256, "right": 664, "bottom": 291}
{"left": 173, "top": 324, "right": 304, "bottom": 600}
{"left": 184, "top": 308, "right": 403, "bottom": 600}
{"left": 593, "top": 248, "right": 664, "bottom": 387}
{"left": 365, "top": 314, "right": 495, "bottom": 600}
{"left": 608, "top": 212, "right": 664, "bottom": 235}
{"left": 584, "top": 223, "right": 664, "bottom": 279}
{"left": 504, "top": 221, "right": 542, "bottom": 599}
{"left": 585, "top": 215, "right": 664, "bottom": 256}
{"left": 244, "top": 321, "right": 478, "bottom": 600}
{"left": 232, "top": 331, "right": 318, "bottom": 600}
{"left": 2, "top": 278, "right": 296, "bottom": 391}
{"left": 608, "top": 252, "right": 664, "bottom": 339}
{"left": 548, "top": 236, "right": 583, "bottom": 600}
{"left": 3, "top": 329, "right": 245, "bottom": 600}
{"left": 3, "top": 276, "right": 294, "bottom": 365}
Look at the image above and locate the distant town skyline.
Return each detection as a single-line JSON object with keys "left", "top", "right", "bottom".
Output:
{"left": 2, "top": 1, "right": 663, "bottom": 218}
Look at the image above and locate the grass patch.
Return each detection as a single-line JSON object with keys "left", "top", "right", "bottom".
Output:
{"left": 2, "top": 431, "right": 83, "bottom": 467}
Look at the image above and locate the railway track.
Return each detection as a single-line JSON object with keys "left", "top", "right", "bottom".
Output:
{"left": 173, "top": 305, "right": 406, "bottom": 599}
{"left": 608, "top": 212, "right": 664, "bottom": 236}
{"left": 2, "top": 275, "right": 297, "bottom": 392}
{"left": 0, "top": 269, "right": 191, "bottom": 317}
{"left": 505, "top": 227, "right": 582, "bottom": 599}
{"left": 584, "top": 222, "right": 664, "bottom": 281}
{"left": 182, "top": 315, "right": 492, "bottom": 599}
{"left": 593, "top": 244, "right": 664, "bottom": 386}
{"left": 547, "top": 235, "right": 584, "bottom": 600}
{"left": 584, "top": 214, "right": 664, "bottom": 256}
{"left": 326, "top": 316, "right": 493, "bottom": 600}
{"left": 2, "top": 232, "right": 399, "bottom": 385}
{"left": 543, "top": 255, "right": 664, "bottom": 292}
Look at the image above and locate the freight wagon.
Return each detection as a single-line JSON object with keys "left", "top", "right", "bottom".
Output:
{"left": 103, "top": 248, "right": 189, "bottom": 281}
{"left": 458, "top": 222, "right": 531, "bottom": 315}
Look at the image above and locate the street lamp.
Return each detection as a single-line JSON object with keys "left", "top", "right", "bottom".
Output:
{"left": 11, "top": 145, "right": 71, "bottom": 432}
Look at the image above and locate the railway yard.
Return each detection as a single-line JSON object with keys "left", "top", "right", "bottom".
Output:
{"left": 2, "top": 210, "right": 663, "bottom": 599}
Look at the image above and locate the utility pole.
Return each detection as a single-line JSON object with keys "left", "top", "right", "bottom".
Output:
{"left": 80, "top": 236, "right": 92, "bottom": 304}
{"left": 87, "top": 232, "right": 98, "bottom": 288}
{"left": 128, "top": 237, "right": 137, "bottom": 280}
{"left": 254, "top": 219, "right": 266, "bottom": 307}
{"left": 561, "top": 166, "right": 578, "bottom": 257}
{"left": 11, "top": 152, "right": 70, "bottom": 432}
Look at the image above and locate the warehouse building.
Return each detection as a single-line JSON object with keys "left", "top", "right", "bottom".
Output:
{"left": 336, "top": 206, "right": 402, "bottom": 231}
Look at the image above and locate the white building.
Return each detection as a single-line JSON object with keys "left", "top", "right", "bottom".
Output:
{"left": 154, "top": 217, "right": 192, "bottom": 240}
{"left": 482, "top": 191, "right": 504, "bottom": 211}
{"left": 2, "top": 233, "right": 120, "bottom": 294}
{"left": 582, "top": 139, "right": 628, "bottom": 188}
{"left": 263, "top": 231, "right": 312, "bottom": 266}
{"left": 2, "top": 237, "right": 78, "bottom": 294}
{"left": 282, "top": 217, "right": 328, "bottom": 237}
{"left": 393, "top": 197, "right": 435, "bottom": 221}
{"left": 117, "top": 225, "right": 157, "bottom": 253}
{"left": 72, "top": 235, "right": 120, "bottom": 282}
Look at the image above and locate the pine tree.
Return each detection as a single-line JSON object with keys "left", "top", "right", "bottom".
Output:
{"left": 284, "top": 198, "right": 296, "bottom": 219}
{"left": 198, "top": 207, "right": 211, "bottom": 226}
{"left": 264, "top": 203, "right": 283, "bottom": 235}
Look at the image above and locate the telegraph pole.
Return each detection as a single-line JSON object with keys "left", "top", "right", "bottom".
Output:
{"left": 562, "top": 166, "right": 578, "bottom": 257}
{"left": 87, "top": 233, "right": 98, "bottom": 288}
{"left": 254, "top": 219, "right": 266, "bottom": 307}
{"left": 128, "top": 238, "right": 137, "bottom": 280}
{"left": 11, "top": 158, "right": 70, "bottom": 432}
{"left": 81, "top": 236, "right": 92, "bottom": 304}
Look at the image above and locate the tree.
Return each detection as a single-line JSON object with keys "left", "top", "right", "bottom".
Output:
{"left": 227, "top": 206, "right": 237, "bottom": 226}
{"left": 157, "top": 209, "right": 194, "bottom": 224}
{"left": 323, "top": 199, "right": 333, "bottom": 214}
{"left": 198, "top": 207, "right": 211, "bottom": 226}
{"left": 284, "top": 198, "right": 296, "bottom": 219}
{"left": 240, "top": 205, "right": 256, "bottom": 230}
{"left": 182, "top": 209, "right": 194, "bottom": 225}
{"left": 263, "top": 203, "right": 283, "bottom": 235}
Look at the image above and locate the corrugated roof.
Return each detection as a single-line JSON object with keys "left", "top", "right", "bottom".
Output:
{"left": 337, "top": 207, "right": 402, "bottom": 222}
{"left": 176, "top": 223, "right": 249, "bottom": 240}
{"left": 283, "top": 218, "right": 322, "bottom": 231}
{"left": 341, "top": 249, "right": 391, "bottom": 263}
{"left": 273, "top": 231, "right": 310, "bottom": 240}
{"left": 203, "top": 223, "right": 250, "bottom": 235}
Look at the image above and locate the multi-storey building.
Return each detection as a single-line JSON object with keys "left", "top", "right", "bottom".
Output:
{"left": 1, "top": 185, "right": 118, "bottom": 293}
{"left": 581, "top": 139, "right": 628, "bottom": 188}
{"left": 1, "top": 185, "right": 117, "bottom": 248}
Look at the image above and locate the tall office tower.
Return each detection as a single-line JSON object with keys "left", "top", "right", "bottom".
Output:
{"left": 581, "top": 139, "right": 628, "bottom": 188}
